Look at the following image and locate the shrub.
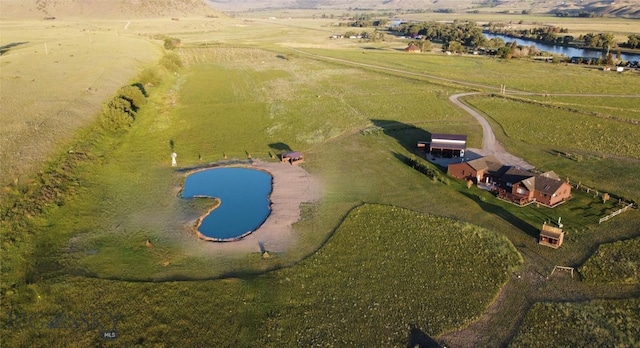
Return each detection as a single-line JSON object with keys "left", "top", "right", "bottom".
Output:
{"left": 117, "top": 85, "right": 147, "bottom": 112}
{"left": 163, "top": 37, "right": 181, "bottom": 50}
{"left": 139, "top": 67, "right": 162, "bottom": 86}
{"left": 160, "top": 52, "right": 183, "bottom": 72}
{"left": 100, "top": 104, "right": 133, "bottom": 131}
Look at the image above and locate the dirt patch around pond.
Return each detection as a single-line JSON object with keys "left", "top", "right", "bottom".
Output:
{"left": 186, "top": 159, "right": 322, "bottom": 254}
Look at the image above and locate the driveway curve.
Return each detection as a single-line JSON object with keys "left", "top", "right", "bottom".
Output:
{"left": 449, "top": 93, "right": 534, "bottom": 169}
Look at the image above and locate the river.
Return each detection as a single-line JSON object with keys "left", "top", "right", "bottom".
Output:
{"left": 483, "top": 32, "right": 640, "bottom": 62}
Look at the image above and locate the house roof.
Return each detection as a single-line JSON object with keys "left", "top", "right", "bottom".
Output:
{"left": 405, "top": 43, "right": 421, "bottom": 52}
{"left": 283, "top": 151, "right": 303, "bottom": 158}
{"left": 465, "top": 155, "right": 503, "bottom": 172}
{"left": 534, "top": 175, "right": 566, "bottom": 194}
{"left": 541, "top": 224, "right": 564, "bottom": 239}
{"left": 431, "top": 133, "right": 467, "bottom": 142}
{"left": 430, "top": 141, "right": 466, "bottom": 150}
{"left": 500, "top": 167, "right": 534, "bottom": 185}
{"left": 540, "top": 170, "right": 560, "bottom": 180}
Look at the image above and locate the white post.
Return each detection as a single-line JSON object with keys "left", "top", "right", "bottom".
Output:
{"left": 171, "top": 152, "right": 177, "bottom": 167}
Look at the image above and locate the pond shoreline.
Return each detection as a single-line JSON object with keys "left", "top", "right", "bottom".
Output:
{"left": 179, "top": 159, "right": 321, "bottom": 252}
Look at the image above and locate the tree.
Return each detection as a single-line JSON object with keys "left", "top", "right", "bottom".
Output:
{"left": 605, "top": 52, "right": 614, "bottom": 66}
{"left": 497, "top": 46, "right": 513, "bottom": 59}
{"left": 418, "top": 39, "right": 432, "bottom": 52}
{"left": 446, "top": 40, "right": 464, "bottom": 53}
{"left": 601, "top": 32, "right": 615, "bottom": 57}
{"left": 626, "top": 34, "right": 640, "bottom": 49}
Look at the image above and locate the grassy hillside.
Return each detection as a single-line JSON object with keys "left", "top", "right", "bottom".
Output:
{"left": 0, "top": 0, "right": 221, "bottom": 19}
{"left": 205, "top": 0, "right": 640, "bottom": 18}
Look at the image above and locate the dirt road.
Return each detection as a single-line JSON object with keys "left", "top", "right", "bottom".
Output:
{"left": 449, "top": 92, "right": 534, "bottom": 169}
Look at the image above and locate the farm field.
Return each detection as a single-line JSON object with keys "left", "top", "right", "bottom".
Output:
{"left": 464, "top": 95, "right": 640, "bottom": 203}
{"left": 2, "top": 9, "right": 640, "bottom": 348}
{"left": 580, "top": 236, "right": 640, "bottom": 284}
{"left": 290, "top": 47, "right": 640, "bottom": 95}
{"left": 510, "top": 298, "right": 640, "bottom": 347}
{"left": 523, "top": 95, "right": 640, "bottom": 121}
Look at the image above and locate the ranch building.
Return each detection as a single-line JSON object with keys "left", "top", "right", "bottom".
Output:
{"left": 419, "top": 133, "right": 467, "bottom": 158}
{"left": 281, "top": 151, "right": 304, "bottom": 166}
{"left": 448, "top": 156, "right": 572, "bottom": 207}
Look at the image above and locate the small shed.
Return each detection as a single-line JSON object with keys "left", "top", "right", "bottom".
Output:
{"left": 281, "top": 151, "right": 304, "bottom": 165}
{"left": 539, "top": 223, "right": 564, "bottom": 249}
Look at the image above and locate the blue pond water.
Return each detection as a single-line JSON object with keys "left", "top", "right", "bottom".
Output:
{"left": 182, "top": 167, "right": 272, "bottom": 240}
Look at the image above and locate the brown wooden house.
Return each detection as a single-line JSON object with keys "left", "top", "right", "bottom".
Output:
{"left": 449, "top": 156, "right": 572, "bottom": 207}
{"left": 447, "top": 155, "right": 504, "bottom": 184}
{"left": 539, "top": 223, "right": 564, "bottom": 248}
{"left": 499, "top": 170, "right": 571, "bottom": 207}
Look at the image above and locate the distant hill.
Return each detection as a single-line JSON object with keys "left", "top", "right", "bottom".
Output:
{"left": 0, "top": 0, "right": 221, "bottom": 19}
{"left": 205, "top": 0, "right": 640, "bottom": 18}
{"left": 553, "top": 0, "right": 640, "bottom": 18}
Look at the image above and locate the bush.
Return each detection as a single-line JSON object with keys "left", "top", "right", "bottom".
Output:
{"left": 99, "top": 84, "right": 149, "bottom": 131}
{"left": 160, "top": 52, "right": 183, "bottom": 72}
{"left": 117, "top": 85, "right": 147, "bottom": 112}
{"left": 100, "top": 104, "right": 133, "bottom": 131}
{"left": 138, "top": 67, "right": 162, "bottom": 86}
{"left": 163, "top": 37, "right": 181, "bottom": 50}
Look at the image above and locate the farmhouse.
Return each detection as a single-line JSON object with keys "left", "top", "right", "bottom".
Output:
{"left": 447, "top": 155, "right": 505, "bottom": 184}
{"left": 420, "top": 133, "right": 467, "bottom": 158}
{"left": 281, "top": 151, "right": 304, "bottom": 166}
{"left": 496, "top": 169, "right": 572, "bottom": 207}
{"left": 448, "top": 156, "right": 572, "bottom": 207}
{"left": 539, "top": 223, "right": 564, "bottom": 248}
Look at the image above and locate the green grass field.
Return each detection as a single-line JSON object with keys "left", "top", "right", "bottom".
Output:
{"left": 510, "top": 299, "right": 640, "bottom": 347}
{"left": 2, "top": 13, "right": 640, "bottom": 347}
{"left": 580, "top": 237, "right": 640, "bottom": 284}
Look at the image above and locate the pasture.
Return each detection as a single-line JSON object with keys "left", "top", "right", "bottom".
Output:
{"left": 2, "top": 14, "right": 640, "bottom": 347}
{"left": 464, "top": 95, "right": 640, "bottom": 203}
{"left": 510, "top": 299, "right": 640, "bottom": 347}
{"left": 0, "top": 20, "right": 161, "bottom": 186}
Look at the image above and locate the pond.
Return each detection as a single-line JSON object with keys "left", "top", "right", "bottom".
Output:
{"left": 483, "top": 32, "right": 640, "bottom": 62}
{"left": 182, "top": 167, "right": 272, "bottom": 241}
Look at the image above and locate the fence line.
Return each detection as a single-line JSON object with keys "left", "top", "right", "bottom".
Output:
{"left": 599, "top": 203, "right": 635, "bottom": 224}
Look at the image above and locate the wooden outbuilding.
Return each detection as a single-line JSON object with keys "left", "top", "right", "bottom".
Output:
{"left": 281, "top": 151, "right": 304, "bottom": 165}
{"left": 539, "top": 223, "right": 564, "bottom": 249}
